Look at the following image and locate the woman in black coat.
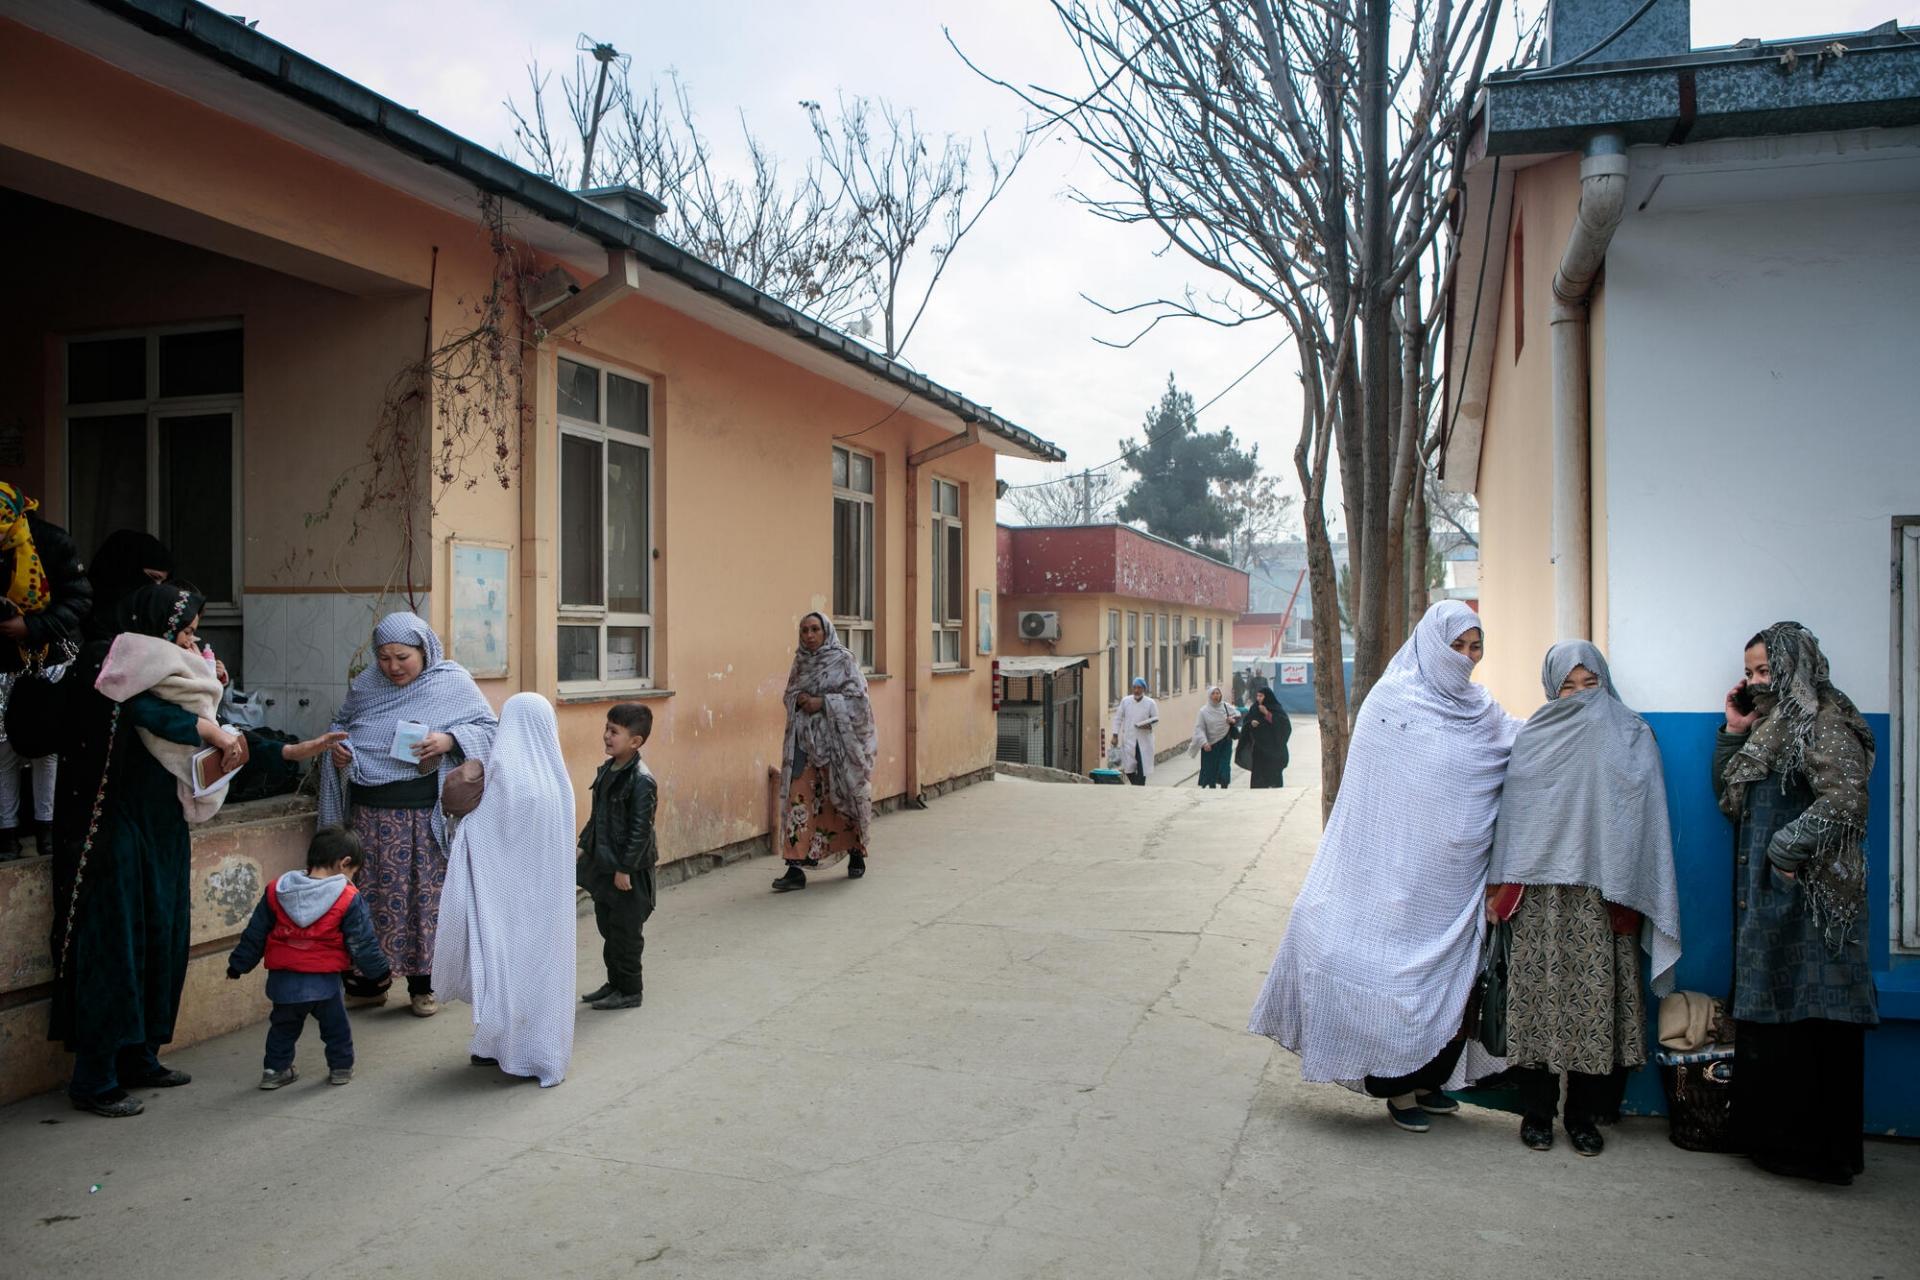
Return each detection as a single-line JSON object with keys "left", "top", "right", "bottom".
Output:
{"left": 1238, "top": 687, "right": 1292, "bottom": 789}
{"left": 0, "top": 485, "right": 91, "bottom": 674}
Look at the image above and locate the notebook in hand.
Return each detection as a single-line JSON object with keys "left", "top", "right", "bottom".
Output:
{"left": 190, "top": 747, "right": 237, "bottom": 798}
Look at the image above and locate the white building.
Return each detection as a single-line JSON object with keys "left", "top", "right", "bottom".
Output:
{"left": 1442, "top": 1, "right": 1920, "bottom": 1132}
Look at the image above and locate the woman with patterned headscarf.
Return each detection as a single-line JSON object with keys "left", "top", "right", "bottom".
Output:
{"left": 0, "top": 485, "right": 90, "bottom": 858}
{"left": 47, "top": 583, "right": 242, "bottom": 1116}
{"left": 771, "top": 612, "right": 876, "bottom": 893}
{"left": 318, "top": 612, "right": 497, "bottom": 1016}
{"left": 1714, "top": 621, "right": 1878, "bottom": 1185}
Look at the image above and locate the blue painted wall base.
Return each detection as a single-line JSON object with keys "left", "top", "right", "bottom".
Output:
{"left": 1623, "top": 712, "right": 1915, "bottom": 1137}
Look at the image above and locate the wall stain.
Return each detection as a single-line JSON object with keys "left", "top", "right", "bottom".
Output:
{"left": 203, "top": 858, "right": 262, "bottom": 928}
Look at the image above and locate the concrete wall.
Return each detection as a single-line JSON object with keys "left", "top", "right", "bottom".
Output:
{"left": 1473, "top": 154, "right": 1585, "bottom": 714}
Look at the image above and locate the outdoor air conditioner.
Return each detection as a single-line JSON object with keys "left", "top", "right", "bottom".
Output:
{"left": 1184, "top": 635, "right": 1207, "bottom": 657}
{"left": 1018, "top": 611, "right": 1061, "bottom": 641}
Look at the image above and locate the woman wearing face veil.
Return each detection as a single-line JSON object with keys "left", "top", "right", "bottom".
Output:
{"left": 1486, "top": 642, "right": 1681, "bottom": 1157}
{"left": 1714, "top": 622, "right": 1877, "bottom": 1185}
{"left": 1248, "top": 602, "right": 1521, "bottom": 1132}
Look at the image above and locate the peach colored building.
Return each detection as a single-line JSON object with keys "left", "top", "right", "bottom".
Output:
{"left": 995, "top": 525, "right": 1248, "bottom": 775}
{"left": 0, "top": 3, "right": 1061, "bottom": 1101}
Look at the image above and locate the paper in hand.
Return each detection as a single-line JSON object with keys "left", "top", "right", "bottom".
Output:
{"left": 390, "top": 720, "right": 429, "bottom": 763}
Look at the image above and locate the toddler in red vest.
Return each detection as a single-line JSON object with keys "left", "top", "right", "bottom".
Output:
{"left": 226, "top": 826, "right": 391, "bottom": 1088}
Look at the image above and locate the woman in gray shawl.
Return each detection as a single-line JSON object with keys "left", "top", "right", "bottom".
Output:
{"left": 1714, "top": 621, "right": 1877, "bottom": 1186}
{"left": 318, "top": 613, "right": 497, "bottom": 1016}
{"left": 771, "top": 613, "right": 876, "bottom": 893}
{"left": 1487, "top": 642, "right": 1680, "bottom": 1157}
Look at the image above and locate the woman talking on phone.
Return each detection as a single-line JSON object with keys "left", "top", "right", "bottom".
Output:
{"left": 1714, "top": 622, "right": 1878, "bottom": 1185}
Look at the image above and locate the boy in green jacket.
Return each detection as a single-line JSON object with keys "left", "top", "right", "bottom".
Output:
{"left": 576, "top": 703, "right": 658, "bottom": 1010}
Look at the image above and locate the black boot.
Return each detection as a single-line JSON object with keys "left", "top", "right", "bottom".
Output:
{"left": 0, "top": 828, "right": 19, "bottom": 862}
{"left": 771, "top": 864, "right": 807, "bottom": 893}
{"left": 846, "top": 852, "right": 866, "bottom": 880}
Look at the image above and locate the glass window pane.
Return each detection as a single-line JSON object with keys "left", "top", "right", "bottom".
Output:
{"left": 930, "top": 522, "right": 944, "bottom": 623}
{"left": 607, "top": 440, "right": 648, "bottom": 614}
{"left": 861, "top": 501, "right": 874, "bottom": 622}
{"left": 158, "top": 329, "right": 243, "bottom": 397}
{"left": 67, "top": 414, "right": 147, "bottom": 567}
{"left": 832, "top": 447, "right": 849, "bottom": 490}
{"left": 560, "top": 435, "right": 603, "bottom": 607}
{"left": 158, "top": 412, "right": 235, "bottom": 602}
{"left": 850, "top": 451, "right": 873, "bottom": 495}
{"left": 558, "top": 625, "right": 599, "bottom": 683}
{"left": 944, "top": 523, "right": 963, "bottom": 623}
{"left": 67, "top": 337, "right": 145, "bottom": 404}
{"left": 833, "top": 497, "right": 853, "bottom": 618}
{"left": 607, "top": 372, "right": 648, "bottom": 436}
{"left": 606, "top": 625, "right": 646, "bottom": 681}
{"left": 557, "top": 358, "right": 598, "bottom": 423}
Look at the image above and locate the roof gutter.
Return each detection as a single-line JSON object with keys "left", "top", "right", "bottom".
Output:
{"left": 80, "top": 0, "right": 1065, "bottom": 463}
{"left": 1549, "top": 131, "right": 1628, "bottom": 642}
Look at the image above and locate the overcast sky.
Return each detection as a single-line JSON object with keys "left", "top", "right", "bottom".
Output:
{"left": 235, "top": 1, "right": 1911, "bottom": 522}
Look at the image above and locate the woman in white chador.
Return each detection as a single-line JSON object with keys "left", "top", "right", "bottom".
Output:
{"left": 434, "top": 692, "right": 577, "bottom": 1087}
{"left": 1247, "top": 601, "right": 1520, "bottom": 1132}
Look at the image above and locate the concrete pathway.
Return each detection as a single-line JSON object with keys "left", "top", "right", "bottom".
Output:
{"left": 4, "top": 752, "right": 1915, "bottom": 1279}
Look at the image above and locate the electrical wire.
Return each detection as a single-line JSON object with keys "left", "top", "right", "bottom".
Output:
{"left": 1516, "top": 0, "right": 1662, "bottom": 79}
{"left": 1002, "top": 333, "right": 1293, "bottom": 493}
{"left": 833, "top": 389, "right": 915, "bottom": 442}
{"left": 1439, "top": 156, "right": 1502, "bottom": 466}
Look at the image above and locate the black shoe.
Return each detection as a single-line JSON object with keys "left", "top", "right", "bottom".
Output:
{"left": 580, "top": 984, "right": 616, "bottom": 1004}
{"left": 29, "top": 821, "right": 52, "bottom": 857}
{"left": 72, "top": 1093, "right": 144, "bottom": 1118}
{"left": 1520, "top": 1115, "right": 1555, "bottom": 1151}
{"left": 1754, "top": 1154, "right": 1853, "bottom": 1186}
{"left": 772, "top": 866, "right": 806, "bottom": 893}
{"left": 1566, "top": 1120, "right": 1605, "bottom": 1157}
{"left": 470, "top": 1055, "right": 499, "bottom": 1067}
{"left": 1415, "top": 1090, "right": 1458, "bottom": 1115}
{"left": 0, "top": 829, "right": 19, "bottom": 861}
{"left": 131, "top": 1067, "right": 192, "bottom": 1088}
{"left": 847, "top": 853, "right": 866, "bottom": 880}
{"left": 590, "top": 990, "right": 644, "bottom": 1010}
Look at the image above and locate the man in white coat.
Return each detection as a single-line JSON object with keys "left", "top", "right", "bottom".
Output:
{"left": 1110, "top": 676, "right": 1160, "bottom": 786}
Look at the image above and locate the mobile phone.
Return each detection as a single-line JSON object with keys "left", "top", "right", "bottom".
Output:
{"left": 1731, "top": 684, "right": 1756, "bottom": 715}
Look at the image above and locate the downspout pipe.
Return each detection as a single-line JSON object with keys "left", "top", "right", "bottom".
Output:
{"left": 1549, "top": 131, "right": 1628, "bottom": 641}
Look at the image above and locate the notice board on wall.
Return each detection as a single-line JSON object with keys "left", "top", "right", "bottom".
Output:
{"left": 449, "top": 541, "right": 511, "bottom": 678}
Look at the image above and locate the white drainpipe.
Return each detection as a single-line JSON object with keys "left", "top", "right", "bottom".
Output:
{"left": 1549, "top": 131, "right": 1628, "bottom": 641}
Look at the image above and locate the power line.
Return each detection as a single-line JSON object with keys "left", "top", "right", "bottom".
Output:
{"left": 1002, "top": 332, "right": 1293, "bottom": 493}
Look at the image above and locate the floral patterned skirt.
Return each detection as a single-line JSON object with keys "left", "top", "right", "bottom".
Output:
{"left": 783, "top": 765, "right": 862, "bottom": 868}
{"left": 1505, "top": 883, "right": 1646, "bottom": 1077}
{"left": 351, "top": 806, "right": 447, "bottom": 978}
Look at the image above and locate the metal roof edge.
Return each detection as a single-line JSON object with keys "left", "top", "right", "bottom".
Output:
{"left": 1001, "top": 522, "right": 1252, "bottom": 583}
{"left": 80, "top": 0, "right": 1067, "bottom": 463}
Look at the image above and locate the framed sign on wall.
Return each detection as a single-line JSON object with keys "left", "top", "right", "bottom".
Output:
{"left": 449, "top": 541, "right": 512, "bottom": 678}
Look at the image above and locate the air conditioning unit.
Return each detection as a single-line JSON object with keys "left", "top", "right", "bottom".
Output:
{"left": 1184, "top": 635, "right": 1207, "bottom": 657}
{"left": 1018, "top": 611, "right": 1061, "bottom": 641}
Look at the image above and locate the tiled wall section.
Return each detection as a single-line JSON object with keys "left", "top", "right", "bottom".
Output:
{"left": 240, "top": 592, "right": 429, "bottom": 741}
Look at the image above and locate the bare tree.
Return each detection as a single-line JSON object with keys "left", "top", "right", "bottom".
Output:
{"left": 1003, "top": 464, "right": 1126, "bottom": 526}
{"left": 1216, "top": 468, "right": 1300, "bottom": 570}
{"left": 808, "top": 94, "right": 1031, "bottom": 358}
{"left": 956, "top": 0, "right": 1518, "bottom": 808}
{"left": 508, "top": 42, "right": 1030, "bottom": 358}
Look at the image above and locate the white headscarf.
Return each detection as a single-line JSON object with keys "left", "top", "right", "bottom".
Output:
{"left": 1248, "top": 601, "right": 1521, "bottom": 1086}
{"left": 1189, "top": 686, "right": 1234, "bottom": 756}
{"left": 433, "top": 692, "right": 577, "bottom": 1087}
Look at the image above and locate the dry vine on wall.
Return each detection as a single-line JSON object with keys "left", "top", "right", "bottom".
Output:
{"left": 292, "top": 193, "right": 536, "bottom": 616}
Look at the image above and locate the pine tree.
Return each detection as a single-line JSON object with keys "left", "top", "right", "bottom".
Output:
{"left": 1115, "top": 374, "right": 1258, "bottom": 560}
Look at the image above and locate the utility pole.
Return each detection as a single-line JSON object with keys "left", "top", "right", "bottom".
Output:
{"left": 1078, "top": 469, "right": 1093, "bottom": 524}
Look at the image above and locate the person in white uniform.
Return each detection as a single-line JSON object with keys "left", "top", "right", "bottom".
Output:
{"left": 1109, "top": 676, "right": 1160, "bottom": 785}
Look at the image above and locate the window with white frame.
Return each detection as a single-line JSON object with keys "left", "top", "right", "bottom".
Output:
{"left": 1172, "top": 616, "right": 1184, "bottom": 693}
{"left": 557, "top": 355, "right": 653, "bottom": 689}
{"left": 832, "top": 445, "right": 877, "bottom": 670}
{"left": 1127, "top": 611, "right": 1139, "bottom": 690}
{"left": 1159, "top": 612, "right": 1170, "bottom": 692}
{"left": 930, "top": 477, "right": 964, "bottom": 666}
{"left": 65, "top": 325, "right": 244, "bottom": 676}
{"left": 1107, "top": 610, "right": 1120, "bottom": 704}
{"left": 1143, "top": 613, "right": 1155, "bottom": 692}
{"left": 1213, "top": 618, "right": 1224, "bottom": 686}
{"left": 1188, "top": 615, "right": 1199, "bottom": 689}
